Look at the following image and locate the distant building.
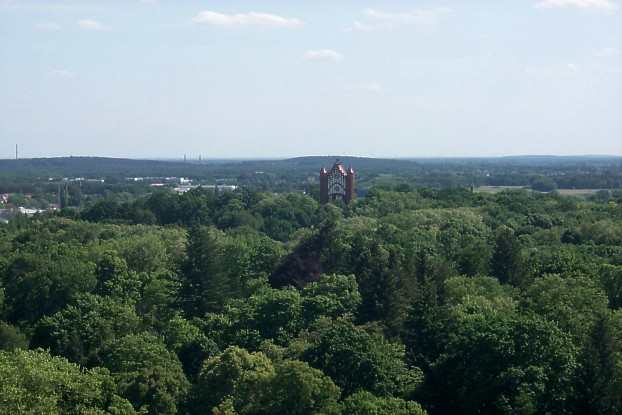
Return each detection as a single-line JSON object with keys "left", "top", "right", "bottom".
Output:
{"left": 204, "top": 184, "right": 238, "bottom": 192}
{"left": 173, "top": 184, "right": 238, "bottom": 194}
{"left": 320, "top": 160, "right": 355, "bottom": 204}
{"left": 18, "top": 207, "right": 45, "bottom": 216}
{"left": 174, "top": 185, "right": 196, "bottom": 194}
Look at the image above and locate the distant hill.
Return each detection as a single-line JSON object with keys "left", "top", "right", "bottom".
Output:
{"left": 0, "top": 156, "right": 422, "bottom": 179}
{"left": 282, "top": 156, "right": 420, "bottom": 170}
{"left": 1, "top": 155, "right": 620, "bottom": 190}
{"left": 0, "top": 157, "right": 211, "bottom": 179}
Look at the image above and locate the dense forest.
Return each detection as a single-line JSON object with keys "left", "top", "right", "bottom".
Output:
{"left": 1, "top": 180, "right": 622, "bottom": 415}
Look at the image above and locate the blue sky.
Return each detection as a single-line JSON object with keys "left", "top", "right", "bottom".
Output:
{"left": 0, "top": 0, "right": 621, "bottom": 158}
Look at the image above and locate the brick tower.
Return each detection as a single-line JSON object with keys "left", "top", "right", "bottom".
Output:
{"left": 320, "top": 160, "right": 355, "bottom": 204}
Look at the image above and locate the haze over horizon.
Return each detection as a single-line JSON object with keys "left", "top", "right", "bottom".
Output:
{"left": 3, "top": 153, "right": 622, "bottom": 162}
{"left": 1, "top": 0, "right": 621, "bottom": 159}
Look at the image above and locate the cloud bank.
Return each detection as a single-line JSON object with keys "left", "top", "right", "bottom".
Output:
{"left": 78, "top": 19, "right": 107, "bottom": 31}
{"left": 536, "top": 0, "right": 618, "bottom": 9}
{"left": 303, "top": 49, "right": 344, "bottom": 62}
{"left": 346, "top": 7, "right": 452, "bottom": 32}
{"left": 192, "top": 10, "right": 303, "bottom": 28}
{"left": 35, "top": 22, "right": 61, "bottom": 31}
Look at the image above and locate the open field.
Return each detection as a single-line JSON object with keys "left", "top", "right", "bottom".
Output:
{"left": 475, "top": 186, "right": 527, "bottom": 193}
{"left": 555, "top": 189, "right": 605, "bottom": 196}
{"left": 475, "top": 186, "right": 607, "bottom": 196}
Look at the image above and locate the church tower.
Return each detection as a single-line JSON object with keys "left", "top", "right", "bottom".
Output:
{"left": 320, "top": 160, "right": 355, "bottom": 204}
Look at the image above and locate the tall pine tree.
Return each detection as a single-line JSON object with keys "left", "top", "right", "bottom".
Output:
{"left": 491, "top": 225, "right": 524, "bottom": 286}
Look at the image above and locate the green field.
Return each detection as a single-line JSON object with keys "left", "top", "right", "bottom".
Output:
{"left": 475, "top": 186, "right": 527, "bottom": 193}
{"left": 476, "top": 186, "right": 605, "bottom": 196}
{"left": 555, "top": 188, "right": 605, "bottom": 196}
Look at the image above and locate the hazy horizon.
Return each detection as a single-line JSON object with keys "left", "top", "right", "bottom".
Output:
{"left": 1, "top": 0, "right": 621, "bottom": 159}
{"left": 3, "top": 153, "right": 622, "bottom": 162}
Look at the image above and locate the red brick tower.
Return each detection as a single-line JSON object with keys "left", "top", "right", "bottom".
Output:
{"left": 320, "top": 160, "right": 355, "bottom": 204}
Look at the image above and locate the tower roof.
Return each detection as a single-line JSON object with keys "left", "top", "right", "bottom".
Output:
{"left": 321, "top": 160, "right": 353, "bottom": 176}
{"left": 333, "top": 163, "right": 347, "bottom": 175}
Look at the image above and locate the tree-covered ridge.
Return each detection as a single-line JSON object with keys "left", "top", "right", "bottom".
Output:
{"left": 1, "top": 186, "right": 621, "bottom": 414}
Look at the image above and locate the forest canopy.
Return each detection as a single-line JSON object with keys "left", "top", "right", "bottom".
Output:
{"left": 1, "top": 182, "right": 622, "bottom": 415}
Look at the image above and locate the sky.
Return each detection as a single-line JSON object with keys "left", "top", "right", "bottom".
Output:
{"left": 0, "top": 0, "right": 621, "bottom": 159}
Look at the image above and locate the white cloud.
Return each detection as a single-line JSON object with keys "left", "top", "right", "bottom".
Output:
{"left": 356, "top": 82, "right": 385, "bottom": 94}
{"left": 346, "top": 7, "right": 452, "bottom": 32}
{"left": 365, "top": 7, "right": 453, "bottom": 23}
{"left": 303, "top": 49, "right": 344, "bottom": 62}
{"left": 595, "top": 47, "right": 620, "bottom": 57}
{"left": 535, "top": 0, "right": 618, "bottom": 10}
{"left": 50, "top": 69, "right": 75, "bottom": 79}
{"left": 523, "top": 62, "right": 589, "bottom": 78}
{"left": 192, "top": 10, "right": 303, "bottom": 28}
{"left": 347, "top": 21, "right": 374, "bottom": 32}
{"left": 78, "top": 19, "right": 107, "bottom": 31}
{"left": 35, "top": 22, "right": 61, "bottom": 32}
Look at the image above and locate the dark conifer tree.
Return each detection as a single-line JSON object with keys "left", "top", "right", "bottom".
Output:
{"left": 181, "top": 226, "right": 229, "bottom": 316}
{"left": 574, "top": 313, "right": 622, "bottom": 415}
{"left": 491, "top": 225, "right": 524, "bottom": 286}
